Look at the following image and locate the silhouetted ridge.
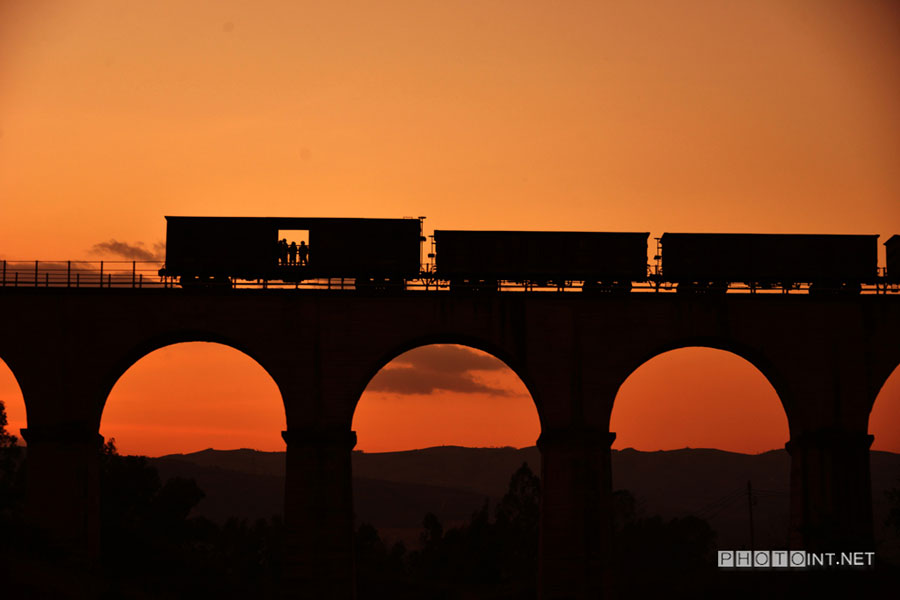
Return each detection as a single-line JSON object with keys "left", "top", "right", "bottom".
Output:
{"left": 148, "top": 446, "right": 900, "bottom": 551}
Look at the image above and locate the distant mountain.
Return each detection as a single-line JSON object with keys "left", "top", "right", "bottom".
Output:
{"left": 151, "top": 446, "right": 540, "bottom": 542}
{"left": 150, "top": 446, "right": 900, "bottom": 550}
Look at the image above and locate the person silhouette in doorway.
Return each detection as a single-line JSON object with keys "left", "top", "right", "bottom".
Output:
{"left": 299, "top": 240, "right": 309, "bottom": 266}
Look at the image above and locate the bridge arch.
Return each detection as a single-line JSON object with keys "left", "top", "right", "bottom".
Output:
{"left": 869, "top": 362, "right": 900, "bottom": 453}
{"left": 97, "top": 332, "right": 287, "bottom": 456}
{"left": 607, "top": 342, "right": 793, "bottom": 566}
{"left": 864, "top": 337, "right": 900, "bottom": 419}
{"left": 607, "top": 336, "right": 794, "bottom": 433}
{"left": 349, "top": 333, "right": 545, "bottom": 430}
{"left": 95, "top": 329, "right": 287, "bottom": 432}
{"left": 0, "top": 354, "right": 27, "bottom": 442}
{"left": 610, "top": 344, "right": 789, "bottom": 453}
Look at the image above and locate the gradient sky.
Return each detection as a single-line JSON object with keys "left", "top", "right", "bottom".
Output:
{"left": 1, "top": 1, "right": 898, "bottom": 455}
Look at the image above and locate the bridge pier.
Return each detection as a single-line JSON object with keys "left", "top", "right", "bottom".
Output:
{"left": 281, "top": 427, "right": 357, "bottom": 600}
{"left": 537, "top": 427, "right": 616, "bottom": 600}
{"left": 20, "top": 424, "right": 102, "bottom": 564}
{"left": 786, "top": 428, "right": 875, "bottom": 551}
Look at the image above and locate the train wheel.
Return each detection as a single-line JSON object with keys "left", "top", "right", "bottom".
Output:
{"left": 210, "top": 275, "right": 233, "bottom": 289}
{"left": 178, "top": 275, "right": 200, "bottom": 288}
{"left": 810, "top": 281, "right": 861, "bottom": 296}
{"left": 582, "top": 281, "right": 632, "bottom": 293}
{"left": 385, "top": 277, "right": 406, "bottom": 292}
{"left": 475, "top": 279, "right": 499, "bottom": 293}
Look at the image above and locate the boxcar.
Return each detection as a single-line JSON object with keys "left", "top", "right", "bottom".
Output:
{"left": 886, "top": 235, "right": 900, "bottom": 282}
{"left": 162, "top": 216, "right": 423, "bottom": 285}
{"left": 660, "top": 233, "right": 879, "bottom": 291}
{"left": 433, "top": 230, "right": 649, "bottom": 289}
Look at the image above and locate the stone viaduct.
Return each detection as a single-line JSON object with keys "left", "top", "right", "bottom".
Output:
{"left": 0, "top": 288, "right": 898, "bottom": 598}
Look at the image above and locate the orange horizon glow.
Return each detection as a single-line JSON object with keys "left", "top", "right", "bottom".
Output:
{"left": 1, "top": 1, "right": 898, "bottom": 456}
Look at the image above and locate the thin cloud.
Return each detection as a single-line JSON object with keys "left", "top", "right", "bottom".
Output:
{"left": 367, "top": 367, "right": 511, "bottom": 396}
{"left": 391, "top": 345, "right": 507, "bottom": 374}
{"left": 91, "top": 240, "right": 165, "bottom": 260}
{"left": 367, "top": 345, "right": 515, "bottom": 396}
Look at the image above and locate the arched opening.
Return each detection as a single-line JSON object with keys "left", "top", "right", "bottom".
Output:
{"left": 609, "top": 347, "right": 790, "bottom": 596}
{"left": 350, "top": 343, "right": 541, "bottom": 598}
{"left": 611, "top": 347, "right": 788, "bottom": 453}
{"left": 99, "top": 342, "right": 287, "bottom": 596}
{"left": 102, "top": 342, "right": 285, "bottom": 456}
{"left": 870, "top": 364, "right": 900, "bottom": 566}
{"left": 353, "top": 344, "right": 538, "bottom": 451}
{"left": 0, "top": 357, "right": 26, "bottom": 446}
{"left": 0, "top": 356, "right": 27, "bottom": 592}
{"left": 871, "top": 364, "right": 900, "bottom": 453}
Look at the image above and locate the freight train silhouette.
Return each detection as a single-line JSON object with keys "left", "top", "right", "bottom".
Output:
{"left": 159, "top": 216, "right": 898, "bottom": 293}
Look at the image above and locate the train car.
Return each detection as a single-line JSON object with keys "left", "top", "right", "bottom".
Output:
{"left": 886, "top": 235, "right": 900, "bottom": 283}
{"left": 161, "top": 216, "right": 423, "bottom": 286}
{"left": 659, "top": 233, "right": 879, "bottom": 292}
{"left": 433, "top": 230, "right": 649, "bottom": 290}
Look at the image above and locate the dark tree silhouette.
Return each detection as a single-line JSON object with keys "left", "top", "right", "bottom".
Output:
{"left": 888, "top": 479, "right": 900, "bottom": 538}
{"left": 0, "top": 399, "right": 18, "bottom": 448}
{"left": 611, "top": 488, "right": 717, "bottom": 599}
{"left": 355, "top": 522, "right": 411, "bottom": 599}
{"left": 374, "top": 462, "right": 542, "bottom": 599}
{"left": 494, "top": 461, "right": 540, "bottom": 593}
{"left": 0, "top": 399, "right": 24, "bottom": 516}
{"left": 98, "top": 438, "right": 285, "bottom": 599}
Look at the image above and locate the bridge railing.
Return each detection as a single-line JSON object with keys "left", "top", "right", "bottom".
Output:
{"left": 1, "top": 260, "right": 897, "bottom": 294}
{"left": 0, "top": 260, "right": 174, "bottom": 288}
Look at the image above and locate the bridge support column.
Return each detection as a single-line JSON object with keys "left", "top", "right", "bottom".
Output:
{"left": 786, "top": 428, "right": 874, "bottom": 550}
{"left": 537, "top": 427, "right": 616, "bottom": 600}
{"left": 20, "top": 424, "right": 102, "bottom": 562}
{"left": 281, "top": 427, "right": 357, "bottom": 600}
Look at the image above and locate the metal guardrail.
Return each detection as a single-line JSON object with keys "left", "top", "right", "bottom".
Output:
{"left": 1, "top": 260, "right": 172, "bottom": 288}
{"left": 0, "top": 260, "right": 897, "bottom": 294}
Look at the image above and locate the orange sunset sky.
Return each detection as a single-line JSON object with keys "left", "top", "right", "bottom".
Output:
{"left": 1, "top": 1, "right": 899, "bottom": 456}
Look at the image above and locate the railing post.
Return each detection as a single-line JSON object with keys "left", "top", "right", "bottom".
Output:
{"left": 139, "top": 274, "right": 143, "bottom": 288}
{"left": 2, "top": 260, "right": 5, "bottom": 287}
{"left": 132, "top": 261, "right": 136, "bottom": 288}
{"left": 76, "top": 273, "right": 80, "bottom": 288}
{"left": 67, "top": 261, "right": 71, "bottom": 287}
{"left": 34, "top": 260, "right": 38, "bottom": 287}
{"left": 99, "top": 261, "right": 104, "bottom": 288}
